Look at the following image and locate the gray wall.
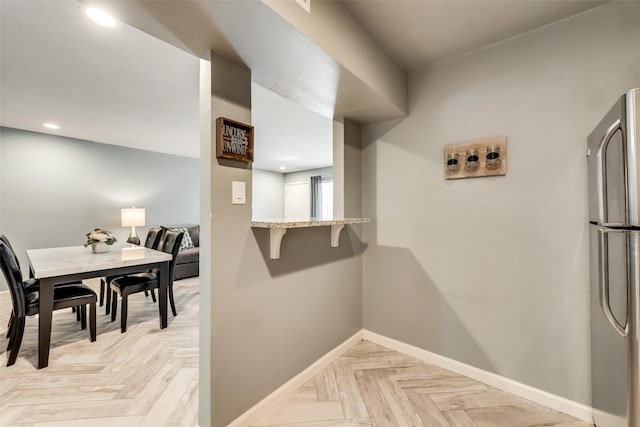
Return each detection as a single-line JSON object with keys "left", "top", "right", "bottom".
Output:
{"left": 344, "top": 120, "right": 362, "bottom": 218}
{"left": 362, "top": 1, "right": 640, "bottom": 405}
{"left": 0, "top": 131, "right": 3, "bottom": 235}
{"left": 252, "top": 168, "right": 284, "bottom": 219}
{"left": 208, "top": 53, "right": 363, "bottom": 426}
{"left": 253, "top": 167, "right": 334, "bottom": 220}
{"left": 0, "top": 127, "right": 199, "bottom": 289}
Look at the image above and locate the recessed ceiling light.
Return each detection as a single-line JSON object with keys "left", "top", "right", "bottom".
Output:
{"left": 84, "top": 6, "right": 118, "bottom": 28}
{"left": 43, "top": 122, "right": 60, "bottom": 130}
{"left": 279, "top": 166, "right": 286, "bottom": 171}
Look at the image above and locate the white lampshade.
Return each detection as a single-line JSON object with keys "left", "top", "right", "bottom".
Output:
{"left": 121, "top": 207, "right": 145, "bottom": 227}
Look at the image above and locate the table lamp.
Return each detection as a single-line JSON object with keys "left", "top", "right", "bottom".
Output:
{"left": 121, "top": 207, "right": 145, "bottom": 245}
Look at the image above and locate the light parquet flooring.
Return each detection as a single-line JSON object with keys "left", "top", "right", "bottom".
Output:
{"left": 2, "top": 277, "right": 593, "bottom": 427}
{"left": 253, "top": 341, "right": 592, "bottom": 427}
{"left": 0, "top": 277, "right": 199, "bottom": 427}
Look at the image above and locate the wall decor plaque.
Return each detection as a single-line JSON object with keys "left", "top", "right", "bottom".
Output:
{"left": 216, "top": 117, "right": 254, "bottom": 162}
{"left": 444, "top": 136, "right": 506, "bottom": 179}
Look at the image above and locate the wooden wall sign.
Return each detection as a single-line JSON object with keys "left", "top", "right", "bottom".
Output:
{"left": 216, "top": 117, "right": 254, "bottom": 162}
{"left": 444, "top": 136, "right": 507, "bottom": 180}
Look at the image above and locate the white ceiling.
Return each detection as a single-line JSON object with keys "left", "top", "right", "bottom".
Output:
{"left": 252, "top": 83, "right": 333, "bottom": 173}
{"left": 0, "top": 0, "right": 200, "bottom": 158}
{"left": 344, "top": 0, "right": 610, "bottom": 71}
{"left": 0, "top": 0, "right": 335, "bottom": 171}
{"left": 0, "top": 0, "right": 610, "bottom": 169}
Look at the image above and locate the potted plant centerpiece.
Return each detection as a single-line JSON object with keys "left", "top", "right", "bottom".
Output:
{"left": 84, "top": 228, "right": 117, "bottom": 253}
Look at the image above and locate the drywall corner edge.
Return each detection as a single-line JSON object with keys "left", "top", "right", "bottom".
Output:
{"left": 227, "top": 330, "right": 364, "bottom": 427}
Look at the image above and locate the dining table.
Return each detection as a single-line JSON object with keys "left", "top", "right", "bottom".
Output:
{"left": 26, "top": 243, "right": 172, "bottom": 369}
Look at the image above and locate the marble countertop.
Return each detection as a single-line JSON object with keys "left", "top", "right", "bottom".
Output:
{"left": 27, "top": 243, "right": 172, "bottom": 279}
{"left": 251, "top": 217, "right": 370, "bottom": 229}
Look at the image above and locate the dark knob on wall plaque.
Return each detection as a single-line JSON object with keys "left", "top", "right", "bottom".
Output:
{"left": 485, "top": 146, "right": 501, "bottom": 170}
{"left": 465, "top": 149, "right": 480, "bottom": 172}
{"left": 446, "top": 153, "right": 461, "bottom": 173}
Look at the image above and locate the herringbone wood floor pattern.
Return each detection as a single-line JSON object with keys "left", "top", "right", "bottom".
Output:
{"left": 2, "top": 277, "right": 592, "bottom": 427}
{"left": 0, "top": 277, "right": 199, "bottom": 427}
{"left": 253, "top": 341, "right": 592, "bottom": 427}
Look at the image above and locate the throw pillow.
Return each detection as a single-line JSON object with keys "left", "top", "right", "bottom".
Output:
{"left": 175, "top": 227, "right": 194, "bottom": 252}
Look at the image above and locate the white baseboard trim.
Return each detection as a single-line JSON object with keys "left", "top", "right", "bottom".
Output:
{"left": 362, "top": 330, "right": 593, "bottom": 423}
{"left": 228, "top": 329, "right": 364, "bottom": 427}
{"left": 591, "top": 407, "right": 626, "bottom": 427}
{"left": 227, "top": 328, "right": 593, "bottom": 426}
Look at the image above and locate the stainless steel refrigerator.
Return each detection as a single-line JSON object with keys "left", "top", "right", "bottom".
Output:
{"left": 588, "top": 88, "right": 640, "bottom": 427}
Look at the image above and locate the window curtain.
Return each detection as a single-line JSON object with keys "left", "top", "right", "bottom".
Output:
{"left": 310, "top": 175, "right": 323, "bottom": 218}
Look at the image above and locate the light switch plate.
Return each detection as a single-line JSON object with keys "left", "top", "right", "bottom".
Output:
{"left": 232, "top": 181, "right": 246, "bottom": 205}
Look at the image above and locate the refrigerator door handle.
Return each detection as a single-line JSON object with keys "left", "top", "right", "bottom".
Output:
{"left": 597, "top": 119, "right": 623, "bottom": 225}
{"left": 598, "top": 228, "right": 629, "bottom": 337}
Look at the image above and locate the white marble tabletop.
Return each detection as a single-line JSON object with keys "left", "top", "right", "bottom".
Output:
{"left": 26, "top": 243, "right": 172, "bottom": 279}
{"left": 251, "top": 217, "right": 370, "bottom": 229}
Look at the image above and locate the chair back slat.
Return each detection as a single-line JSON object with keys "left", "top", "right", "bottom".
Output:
{"left": 0, "top": 235, "right": 21, "bottom": 270}
{"left": 144, "top": 227, "right": 164, "bottom": 250}
{"left": 159, "top": 230, "right": 184, "bottom": 281}
{"left": 0, "top": 241, "right": 27, "bottom": 319}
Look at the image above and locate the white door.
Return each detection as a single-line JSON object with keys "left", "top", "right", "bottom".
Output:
{"left": 321, "top": 180, "right": 333, "bottom": 220}
{"left": 284, "top": 182, "right": 310, "bottom": 219}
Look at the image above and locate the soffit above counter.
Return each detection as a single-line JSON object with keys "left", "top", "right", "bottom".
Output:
{"left": 98, "top": 0, "right": 408, "bottom": 124}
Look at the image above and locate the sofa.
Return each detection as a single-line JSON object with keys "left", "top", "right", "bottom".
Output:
{"left": 162, "top": 224, "right": 199, "bottom": 281}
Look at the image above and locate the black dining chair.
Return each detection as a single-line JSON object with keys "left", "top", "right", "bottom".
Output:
{"left": 2, "top": 235, "right": 28, "bottom": 339}
{"left": 109, "top": 229, "right": 183, "bottom": 333}
{"left": 0, "top": 235, "right": 38, "bottom": 291}
{"left": 141, "top": 227, "right": 165, "bottom": 303}
{"left": 0, "top": 241, "right": 97, "bottom": 367}
{"left": 1, "top": 235, "right": 86, "bottom": 342}
{"left": 101, "top": 227, "right": 164, "bottom": 313}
